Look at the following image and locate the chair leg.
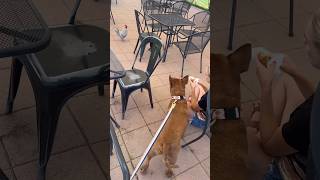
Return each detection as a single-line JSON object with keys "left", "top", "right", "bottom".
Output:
{"left": 181, "top": 56, "right": 186, "bottom": 77}
{"left": 6, "top": 58, "right": 23, "bottom": 114}
{"left": 36, "top": 95, "right": 63, "bottom": 180}
{"left": 146, "top": 84, "right": 153, "bottom": 108}
{"left": 112, "top": 80, "right": 117, "bottom": 98}
{"left": 228, "top": 0, "right": 237, "bottom": 50}
{"left": 120, "top": 90, "right": 129, "bottom": 119}
{"left": 98, "top": 84, "right": 104, "bottom": 96}
{"left": 133, "top": 39, "right": 139, "bottom": 54}
{"left": 289, "top": 0, "right": 294, "bottom": 37}
{"left": 200, "top": 52, "right": 203, "bottom": 73}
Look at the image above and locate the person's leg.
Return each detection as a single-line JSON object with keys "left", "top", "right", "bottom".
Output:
{"left": 246, "top": 73, "right": 303, "bottom": 179}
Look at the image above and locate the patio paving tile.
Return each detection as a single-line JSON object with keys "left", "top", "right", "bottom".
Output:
{"left": 114, "top": 108, "right": 147, "bottom": 134}
{"left": 0, "top": 143, "right": 9, "bottom": 170}
{"left": 131, "top": 90, "right": 158, "bottom": 108}
{"left": 139, "top": 103, "right": 165, "bottom": 124}
{"left": 122, "top": 126, "right": 152, "bottom": 160}
{"left": 13, "top": 146, "right": 106, "bottom": 180}
{"left": 183, "top": 132, "right": 210, "bottom": 161}
{"left": 172, "top": 146, "right": 199, "bottom": 176}
{"left": 111, "top": 95, "right": 137, "bottom": 115}
{"left": 1, "top": 107, "right": 85, "bottom": 166}
{"left": 201, "top": 157, "right": 210, "bottom": 177}
{"left": 175, "top": 164, "right": 209, "bottom": 180}
{"left": 131, "top": 156, "right": 174, "bottom": 180}
{"left": 67, "top": 93, "right": 108, "bottom": 143}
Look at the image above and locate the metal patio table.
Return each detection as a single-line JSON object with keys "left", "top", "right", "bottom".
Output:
{"left": 148, "top": 13, "right": 194, "bottom": 62}
{"left": 109, "top": 49, "right": 130, "bottom": 180}
{"left": 0, "top": 0, "right": 51, "bottom": 179}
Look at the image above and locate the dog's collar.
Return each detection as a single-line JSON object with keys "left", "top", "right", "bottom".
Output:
{"left": 171, "top": 96, "right": 185, "bottom": 100}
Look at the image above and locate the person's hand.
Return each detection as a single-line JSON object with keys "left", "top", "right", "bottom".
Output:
{"left": 280, "top": 56, "right": 299, "bottom": 77}
{"left": 256, "top": 59, "right": 276, "bottom": 88}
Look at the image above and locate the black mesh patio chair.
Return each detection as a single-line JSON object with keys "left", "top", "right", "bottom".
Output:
{"left": 133, "top": 10, "right": 159, "bottom": 55}
{"left": 228, "top": 0, "right": 294, "bottom": 50}
{"left": 168, "top": 0, "right": 191, "bottom": 18}
{"left": 179, "top": 10, "right": 210, "bottom": 37}
{"left": 4, "top": 0, "right": 108, "bottom": 179}
{"left": 173, "top": 30, "right": 210, "bottom": 77}
{"left": 112, "top": 36, "right": 162, "bottom": 119}
{"left": 182, "top": 90, "right": 211, "bottom": 147}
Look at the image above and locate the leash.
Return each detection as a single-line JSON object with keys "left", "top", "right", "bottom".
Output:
{"left": 130, "top": 99, "right": 178, "bottom": 180}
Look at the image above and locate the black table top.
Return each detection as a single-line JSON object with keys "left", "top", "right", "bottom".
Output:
{"left": 110, "top": 49, "right": 125, "bottom": 80}
{"left": 148, "top": 13, "right": 195, "bottom": 27}
{"left": 0, "top": 0, "right": 51, "bottom": 58}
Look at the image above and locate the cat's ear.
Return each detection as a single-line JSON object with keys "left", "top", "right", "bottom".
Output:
{"left": 227, "top": 43, "right": 252, "bottom": 73}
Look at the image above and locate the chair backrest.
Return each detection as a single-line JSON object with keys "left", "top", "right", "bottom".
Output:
{"left": 192, "top": 11, "right": 210, "bottom": 32}
{"left": 133, "top": 36, "right": 162, "bottom": 78}
{"left": 170, "top": 1, "right": 191, "bottom": 17}
{"left": 134, "top": 10, "right": 150, "bottom": 36}
{"left": 142, "top": 0, "right": 163, "bottom": 15}
{"left": 189, "top": 30, "right": 210, "bottom": 51}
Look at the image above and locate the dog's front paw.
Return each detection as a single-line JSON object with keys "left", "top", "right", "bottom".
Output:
{"left": 140, "top": 165, "right": 148, "bottom": 175}
{"left": 165, "top": 169, "right": 173, "bottom": 177}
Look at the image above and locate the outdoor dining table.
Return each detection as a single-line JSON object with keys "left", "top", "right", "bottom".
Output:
{"left": 148, "top": 13, "right": 195, "bottom": 62}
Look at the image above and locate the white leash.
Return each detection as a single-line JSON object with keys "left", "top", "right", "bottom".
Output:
{"left": 130, "top": 99, "right": 178, "bottom": 180}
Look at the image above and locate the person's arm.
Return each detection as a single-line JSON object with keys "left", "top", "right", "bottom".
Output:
{"left": 189, "top": 83, "right": 202, "bottom": 112}
{"left": 257, "top": 60, "right": 298, "bottom": 156}
{"left": 281, "top": 57, "right": 316, "bottom": 99}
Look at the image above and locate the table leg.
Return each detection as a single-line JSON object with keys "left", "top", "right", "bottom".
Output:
{"left": 162, "top": 32, "right": 170, "bottom": 62}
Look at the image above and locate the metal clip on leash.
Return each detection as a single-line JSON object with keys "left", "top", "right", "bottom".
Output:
{"left": 130, "top": 100, "right": 178, "bottom": 180}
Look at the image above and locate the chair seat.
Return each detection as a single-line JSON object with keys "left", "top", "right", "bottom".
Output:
{"left": 179, "top": 29, "right": 195, "bottom": 37}
{"left": 28, "top": 24, "right": 108, "bottom": 86}
{"left": 173, "top": 41, "right": 201, "bottom": 54}
{"left": 140, "top": 32, "right": 159, "bottom": 39}
{"left": 118, "top": 69, "right": 148, "bottom": 88}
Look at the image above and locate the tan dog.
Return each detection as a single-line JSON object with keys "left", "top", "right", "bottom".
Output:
{"left": 211, "top": 44, "right": 252, "bottom": 180}
{"left": 140, "top": 75, "right": 190, "bottom": 177}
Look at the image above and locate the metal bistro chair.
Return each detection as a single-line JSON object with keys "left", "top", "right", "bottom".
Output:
{"left": 173, "top": 30, "right": 210, "bottom": 77}
{"left": 4, "top": 0, "right": 108, "bottom": 179}
{"left": 183, "top": 90, "right": 212, "bottom": 147}
{"left": 228, "top": 0, "right": 294, "bottom": 50}
{"left": 168, "top": 0, "right": 191, "bottom": 18}
{"left": 133, "top": 10, "right": 159, "bottom": 56}
{"left": 179, "top": 10, "right": 210, "bottom": 37}
{"left": 112, "top": 36, "right": 162, "bottom": 119}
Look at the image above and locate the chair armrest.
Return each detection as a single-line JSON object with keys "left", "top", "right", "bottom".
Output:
{"left": 110, "top": 122, "right": 130, "bottom": 180}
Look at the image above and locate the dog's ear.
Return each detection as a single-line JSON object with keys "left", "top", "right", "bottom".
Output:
{"left": 182, "top": 75, "right": 189, "bottom": 84}
{"left": 228, "top": 43, "right": 252, "bottom": 73}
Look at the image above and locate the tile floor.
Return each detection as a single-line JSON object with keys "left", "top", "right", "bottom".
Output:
{"left": 110, "top": 0, "right": 210, "bottom": 179}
